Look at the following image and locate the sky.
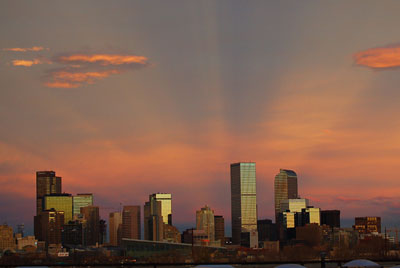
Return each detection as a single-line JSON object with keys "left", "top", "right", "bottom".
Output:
{"left": 2, "top": 0, "right": 400, "bottom": 235}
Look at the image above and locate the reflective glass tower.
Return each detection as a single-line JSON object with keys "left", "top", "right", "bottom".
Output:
{"left": 36, "top": 171, "right": 62, "bottom": 215}
{"left": 230, "top": 162, "right": 258, "bottom": 247}
{"left": 274, "top": 169, "right": 298, "bottom": 222}
{"left": 73, "top": 193, "right": 93, "bottom": 216}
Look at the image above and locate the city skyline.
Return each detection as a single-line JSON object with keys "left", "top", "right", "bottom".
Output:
{"left": 3, "top": 1, "right": 400, "bottom": 234}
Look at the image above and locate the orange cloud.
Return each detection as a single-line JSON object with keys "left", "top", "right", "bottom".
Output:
{"left": 44, "top": 81, "right": 80, "bottom": 88}
{"left": 354, "top": 45, "right": 400, "bottom": 69}
{"left": 58, "top": 54, "right": 148, "bottom": 66}
{"left": 12, "top": 59, "right": 42, "bottom": 67}
{"left": 3, "top": 46, "right": 47, "bottom": 52}
{"left": 45, "top": 70, "right": 120, "bottom": 88}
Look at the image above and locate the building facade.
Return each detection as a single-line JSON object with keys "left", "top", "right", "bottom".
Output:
{"left": 36, "top": 171, "right": 62, "bottom": 215}
{"left": 144, "top": 200, "right": 164, "bottom": 241}
{"left": 34, "top": 209, "right": 64, "bottom": 247}
{"left": 149, "top": 193, "right": 172, "bottom": 225}
{"left": 0, "top": 225, "right": 16, "bottom": 251}
{"left": 274, "top": 169, "right": 298, "bottom": 222}
{"left": 80, "top": 206, "right": 100, "bottom": 246}
{"left": 73, "top": 193, "right": 93, "bottom": 216}
{"left": 196, "top": 205, "right": 215, "bottom": 242}
{"left": 43, "top": 194, "right": 73, "bottom": 224}
{"left": 214, "top": 215, "right": 225, "bottom": 246}
{"left": 122, "top": 206, "right": 141, "bottom": 240}
{"left": 321, "top": 210, "right": 340, "bottom": 228}
{"left": 109, "top": 211, "right": 122, "bottom": 246}
{"left": 353, "top": 217, "right": 381, "bottom": 234}
{"left": 231, "top": 162, "right": 258, "bottom": 247}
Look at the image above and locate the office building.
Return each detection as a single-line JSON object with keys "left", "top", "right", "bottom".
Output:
{"left": 0, "top": 225, "right": 16, "bottom": 251}
{"left": 36, "top": 171, "right": 62, "bottom": 215}
{"left": 163, "top": 223, "right": 181, "bottom": 243}
{"left": 99, "top": 219, "right": 107, "bottom": 244}
{"left": 231, "top": 162, "right": 258, "bottom": 247}
{"left": 196, "top": 205, "right": 215, "bottom": 242}
{"left": 214, "top": 215, "right": 225, "bottom": 246}
{"left": 321, "top": 210, "right": 340, "bottom": 228}
{"left": 280, "top": 198, "right": 309, "bottom": 213}
{"left": 144, "top": 199, "right": 164, "bottom": 241}
{"left": 43, "top": 193, "right": 73, "bottom": 224}
{"left": 257, "top": 219, "right": 278, "bottom": 242}
{"left": 81, "top": 206, "right": 100, "bottom": 246}
{"left": 353, "top": 217, "right": 381, "bottom": 234}
{"left": 109, "top": 212, "right": 122, "bottom": 246}
{"left": 149, "top": 193, "right": 172, "bottom": 225}
{"left": 62, "top": 220, "right": 84, "bottom": 245}
{"left": 122, "top": 206, "right": 141, "bottom": 240}
{"left": 73, "top": 194, "right": 93, "bottom": 216}
{"left": 274, "top": 169, "right": 298, "bottom": 222}
{"left": 301, "top": 207, "right": 321, "bottom": 226}
{"left": 34, "top": 209, "right": 64, "bottom": 247}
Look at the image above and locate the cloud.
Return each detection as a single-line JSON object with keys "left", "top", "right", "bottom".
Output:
{"left": 354, "top": 44, "right": 400, "bottom": 69}
{"left": 57, "top": 54, "right": 148, "bottom": 66}
{"left": 45, "top": 69, "right": 121, "bottom": 88}
{"left": 44, "top": 53, "right": 149, "bottom": 88}
{"left": 12, "top": 59, "right": 43, "bottom": 67}
{"left": 3, "top": 46, "right": 47, "bottom": 52}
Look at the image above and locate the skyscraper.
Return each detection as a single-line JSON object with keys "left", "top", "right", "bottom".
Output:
{"left": 34, "top": 208, "right": 64, "bottom": 247}
{"left": 122, "top": 206, "right": 141, "bottom": 240}
{"left": 109, "top": 212, "right": 122, "bottom": 246}
{"left": 73, "top": 193, "right": 93, "bottom": 216}
{"left": 80, "top": 206, "right": 100, "bottom": 246}
{"left": 230, "top": 162, "right": 258, "bottom": 248}
{"left": 36, "top": 171, "right": 62, "bottom": 215}
{"left": 149, "top": 193, "right": 172, "bottom": 225}
{"left": 196, "top": 205, "right": 215, "bottom": 242}
{"left": 144, "top": 200, "right": 164, "bottom": 241}
{"left": 274, "top": 169, "right": 298, "bottom": 222}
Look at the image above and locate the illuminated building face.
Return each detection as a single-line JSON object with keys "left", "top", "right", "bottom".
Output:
{"left": 231, "top": 162, "right": 257, "bottom": 245}
{"left": 43, "top": 195, "right": 73, "bottom": 224}
{"left": 150, "top": 193, "right": 172, "bottom": 225}
{"left": 274, "top": 169, "right": 298, "bottom": 221}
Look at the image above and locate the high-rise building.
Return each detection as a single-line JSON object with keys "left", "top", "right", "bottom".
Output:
{"left": 36, "top": 171, "right": 62, "bottom": 215}
{"left": 196, "top": 206, "right": 215, "bottom": 242}
{"left": 122, "top": 206, "right": 141, "bottom": 240}
{"left": 62, "top": 220, "right": 84, "bottom": 245}
{"left": 34, "top": 209, "right": 64, "bottom": 247}
{"left": 73, "top": 194, "right": 93, "bottom": 216}
{"left": 274, "top": 169, "right": 298, "bottom": 222}
{"left": 144, "top": 200, "right": 164, "bottom": 241}
{"left": 163, "top": 224, "right": 181, "bottom": 243}
{"left": 43, "top": 194, "right": 73, "bottom": 224}
{"left": 0, "top": 225, "right": 16, "bottom": 251}
{"left": 231, "top": 162, "right": 258, "bottom": 247}
{"left": 109, "top": 212, "right": 122, "bottom": 246}
{"left": 99, "top": 219, "right": 107, "bottom": 245}
{"left": 80, "top": 206, "right": 100, "bottom": 246}
{"left": 353, "top": 217, "right": 381, "bottom": 234}
{"left": 214, "top": 215, "right": 225, "bottom": 246}
{"left": 321, "top": 210, "right": 340, "bottom": 228}
{"left": 149, "top": 193, "right": 172, "bottom": 225}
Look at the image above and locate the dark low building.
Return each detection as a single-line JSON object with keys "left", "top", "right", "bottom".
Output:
{"left": 257, "top": 219, "right": 278, "bottom": 242}
{"left": 353, "top": 216, "right": 381, "bottom": 234}
{"left": 62, "top": 220, "right": 84, "bottom": 245}
{"left": 321, "top": 210, "right": 340, "bottom": 228}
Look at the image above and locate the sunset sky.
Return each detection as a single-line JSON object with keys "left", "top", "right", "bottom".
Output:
{"left": 2, "top": 1, "right": 400, "bottom": 234}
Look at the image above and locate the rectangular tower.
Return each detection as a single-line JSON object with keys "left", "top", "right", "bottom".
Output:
{"left": 122, "top": 206, "right": 141, "bottom": 240}
{"left": 36, "top": 171, "right": 62, "bottom": 215}
{"left": 274, "top": 169, "right": 298, "bottom": 222}
{"left": 109, "top": 212, "right": 122, "bottom": 246}
{"left": 230, "top": 162, "right": 258, "bottom": 248}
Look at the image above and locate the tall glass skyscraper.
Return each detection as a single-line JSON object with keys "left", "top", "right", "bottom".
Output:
{"left": 230, "top": 162, "right": 258, "bottom": 247}
{"left": 274, "top": 169, "right": 298, "bottom": 222}
{"left": 36, "top": 171, "right": 62, "bottom": 215}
